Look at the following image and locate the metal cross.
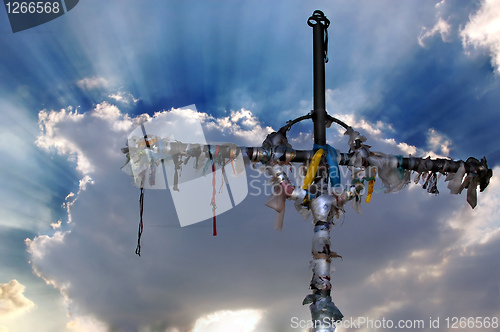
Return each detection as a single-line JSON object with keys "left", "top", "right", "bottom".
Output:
{"left": 122, "top": 10, "right": 492, "bottom": 332}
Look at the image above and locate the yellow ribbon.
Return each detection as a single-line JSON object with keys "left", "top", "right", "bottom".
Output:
{"left": 302, "top": 149, "right": 324, "bottom": 190}
{"left": 365, "top": 177, "right": 376, "bottom": 203}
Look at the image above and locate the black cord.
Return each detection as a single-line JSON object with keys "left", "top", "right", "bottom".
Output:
{"left": 135, "top": 187, "right": 144, "bottom": 256}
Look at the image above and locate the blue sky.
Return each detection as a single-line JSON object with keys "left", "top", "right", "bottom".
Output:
{"left": 1, "top": 1, "right": 500, "bottom": 331}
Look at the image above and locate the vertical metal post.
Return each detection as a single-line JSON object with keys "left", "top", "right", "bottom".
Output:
{"left": 308, "top": 10, "right": 329, "bottom": 147}
{"left": 306, "top": 11, "right": 341, "bottom": 332}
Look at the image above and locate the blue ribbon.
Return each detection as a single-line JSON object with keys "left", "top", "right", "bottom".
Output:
{"left": 313, "top": 143, "right": 341, "bottom": 189}
{"left": 395, "top": 155, "right": 404, "bottom": 179}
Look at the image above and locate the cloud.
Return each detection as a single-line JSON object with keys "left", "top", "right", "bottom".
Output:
{"left": 50, "top": 220, "right": 62, "bottom": 229}
{"left": 202, "top": 109, "right": 275, "bottom": 146}
{"left": 76, "top": 77, "right": 109, "bottom": 91}
{"left": 26, "top": 101, "right": 285, "bottom": 331}
{"left": 26, "top": 231, "right": 66, "bottom": 261}
{"left": 0, "top": 99, "right": 76, "bottom": 232}
{"left": 26, "top": 232, "right": 109, "bottom": 331}
{"left": 0, "top": 2, "right": 497, "bottom": 331}
{"left": 108, "top": 92, "right": 139, "bottom": 104}
{"left": 66, "top": 315, "right": 107, "bottom": 332}
{"left": 25, "top": 87, "right": 499, "bottom": 332}
{"left": 461, "top": 0, "right": 500, "bottom": 73}
{"left": 326, "top": 100, "right": 453, "bottom": 159}
{"left": 27, "top": 90, "right": 497, "bottom": 332}
{"left": 417, "top": 0, "right": 476, "bottom": 49}
{"left": 35, "top": 100, "right": 144, "bottom": 176}
{"left": 427, "top": 128, "right": 451, "bottom": 157}
{"left": 36, "top": 108, "right": 92, "bottom": 174}
{"left": 0, "top": 280, "right": 35, "bottom": 319}
{"left": 191, "top": 309, "right": 263, "bottom": 332}
{"left": 337, "top": 167, "right": 500, "bottom": 330}
{"left": 91, "top": 102, "right": 135, "bottom": 132}
{"left": 12, "top": 3, "right": 498, "bottom": 329}
{"left": 418, "top": 17, "right": 452, "bottom": 47}
{"left": 445, "top": 171, "right": 500, "bottom": 247}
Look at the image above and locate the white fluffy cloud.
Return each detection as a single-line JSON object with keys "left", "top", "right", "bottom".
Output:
{"left": 108, "top": 92, "right": 139, "bottom": 104}
{"left": 0, "top": 280, "right": 35, "bottom": 319}
{"left": 418, "top": 0, "right": 500, "bottom": 73}
{"left": 36, "top": 108, "right": 92, "bottom": 174}
{"left": 427, "top": 128, "right": 451, "bottom": 157}
{"left": 25, "top": 94, "right": 499, "bottom": 332}
{"left": 461, "top": 0, "right": 500, "bottom": 73}
{"left": 202, "top": 108, "right": 274, "bottom": 146}
{"left": 26, "top": 101, "right": 283, "bottom": 331}
{"left": 418, "top": 17, "right": 452, "bottom": 47}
